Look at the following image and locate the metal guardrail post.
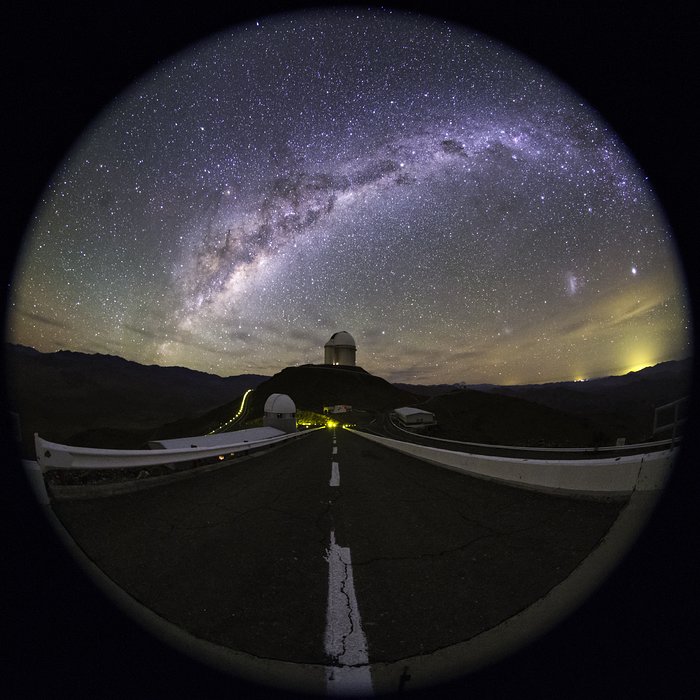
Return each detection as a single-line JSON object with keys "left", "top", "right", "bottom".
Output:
{"left": 653, "top": 396, "right": 688, "bottom": 449}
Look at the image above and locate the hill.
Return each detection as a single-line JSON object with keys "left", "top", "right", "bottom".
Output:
{"left": 246, "top": 364, "right": 418, "bottom": 416}
{"left": 481, "top": 359, "right": 693, "bottom": 443}
{"left": 134, "top": 364, "right": 420, "bottom": 445}
{"left": 417, "top": 390, "right": 608, "bottom": 447}
{"left": 4, "top": 344, "right": 268, "bottom": 455}
{"left": 394, "top": 359, "right": 692, "bottom": 445}
{"left": 4, "top": 345, "right": 692, "bottom": 455}
{"left": 392, "top": 382, "right": 458, "bottom": 397}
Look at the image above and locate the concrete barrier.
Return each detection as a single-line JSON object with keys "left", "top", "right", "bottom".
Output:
{"left": 388, "top": 414, "right": 677, "bottom": 453}
{"left": 35, "top": 427, "right": 324, "bottom": 471}
{"left": 346, "top": 428, "right": 676, "bottom": 495}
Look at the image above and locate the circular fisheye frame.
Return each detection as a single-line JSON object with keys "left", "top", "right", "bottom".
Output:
{"left": 5, "top": 5, "right": 695, "bottom": 698}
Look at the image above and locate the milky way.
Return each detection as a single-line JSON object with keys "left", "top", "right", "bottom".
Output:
{"left": 8, "top": 7, "right": 691, "bottom": 383}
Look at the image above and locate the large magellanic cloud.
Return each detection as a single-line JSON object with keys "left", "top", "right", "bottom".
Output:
{"left": 8, "top": 7, "right": 691, "bottom": 382}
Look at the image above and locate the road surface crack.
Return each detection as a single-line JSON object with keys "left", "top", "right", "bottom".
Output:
{"left": 337, "top": 555, "right": 353, "bottom": 663}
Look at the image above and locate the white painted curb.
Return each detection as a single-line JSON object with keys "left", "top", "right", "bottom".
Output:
{"left": 35, "top": 427, "right": 324, "bottom": 471}
{"left": 346, "top": 429, "right": 676, "bottom": 495}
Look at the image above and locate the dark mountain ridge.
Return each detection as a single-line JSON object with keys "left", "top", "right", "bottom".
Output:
{"left": 395, "top": 357, "right": 692, "bottom": 397}
{"left": 136, "top": 364, "right": 421, "bottom": 448}
{"left": 480, "top": 359, "right": 693, "bottom": 443}
{"left": 4, "top": 343, "right": 269, "bottom": 455}
{"left": 417, "top": 389, "right": 603, "bottom": 447}
{"left": 247, "top": 364, "right": 418, "bottom": 416}
{"left": 397, "top": 358, "right": 692, "bottom": 445}
{"left": 4, "top": 344, "right": 692, "bottom": 455}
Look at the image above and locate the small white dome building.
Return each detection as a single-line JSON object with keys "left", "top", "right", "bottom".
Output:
{"left": 324, "top": 331, "right": 356, "bottom": 367}
{"left": 263, "top": 393, "right": 297, "bottom": 433}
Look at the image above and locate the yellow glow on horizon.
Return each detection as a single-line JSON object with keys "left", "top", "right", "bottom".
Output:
{"left": 623, "top": 361, "right": 654, "bottom": 374}
{"left": 621, "top": 347, "right": 656, "bottom": 375}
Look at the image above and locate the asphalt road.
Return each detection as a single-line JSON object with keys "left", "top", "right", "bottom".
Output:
{"left": 51, "top": 427, "right": 625, "bottom": 680}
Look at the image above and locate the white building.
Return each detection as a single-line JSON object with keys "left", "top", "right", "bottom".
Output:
{"left": 263, "top": 393, "right": 297, "bottom": 433}
{"left": 324, "top": 331, "right": 356, "bottom": 366}
{"left": 393, "top": 406, "right": 437, "bottom": 429}
{"left": 149, "top": 426, "right": 284, "bottom": 450}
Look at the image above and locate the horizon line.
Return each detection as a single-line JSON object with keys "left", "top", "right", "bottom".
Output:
{"left": 5, "top": 341, "right": 693, "bottom": 389}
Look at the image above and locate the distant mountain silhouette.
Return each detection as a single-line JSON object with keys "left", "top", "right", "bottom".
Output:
{"left": 149, "top": 359, "right": 692, "bottom": 449}
{"left": 392, "top": 382, "right": 459, "bottom": 397}
{"left": 5, "top": 344, "right": 268, "bottom": 455}
{"left": 396, "top": 358, "right": 693, "bottom": 445}
{"left": 479, "top": 359, "right": 693, "bottom": 443}
{"left": 417, "top": 390, "right": 612, "bottom": 447}
{"left": 141, "top": 364, "right": 421, "bottom": 446}
{"left": 4, "top": 345, "right": 692, "bottom": 455}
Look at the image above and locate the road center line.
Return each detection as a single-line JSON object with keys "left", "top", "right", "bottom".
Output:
{"left": 324, "top": 529, "right": 373, "bottom": 696}
{"left": 330, "top": 461, "right": 340, "bottom": 487}
{"left": 333, "top": 446, "right": 338, "bottom": 454}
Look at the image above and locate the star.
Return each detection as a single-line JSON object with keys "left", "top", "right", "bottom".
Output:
{"left": 7, "top": 6, "right": 691, "bottom": 385}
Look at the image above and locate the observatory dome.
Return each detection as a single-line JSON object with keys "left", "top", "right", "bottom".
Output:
{"left": 324, "top": 331, "right": 357, "bottom": 366}
{"left": 325, "top": 331, "right": 356, "bottom": 347}
{"left": 264, "top": 393, "right": 296, "bottom": 414}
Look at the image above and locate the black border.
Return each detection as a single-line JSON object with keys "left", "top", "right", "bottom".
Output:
{"left": 3, "top": 2, "right": 699, "bottom": 698}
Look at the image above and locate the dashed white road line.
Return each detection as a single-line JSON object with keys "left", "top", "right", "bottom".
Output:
{"left": 330, "top": 461, "right": 340, "bottom": 487}
{"left": 324, "top": 529, "right": 373, "bottom": 696}
{"left": 333, "top": 446, "right": 338, "bottom": 454}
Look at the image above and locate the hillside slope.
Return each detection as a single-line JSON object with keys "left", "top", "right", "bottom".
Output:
{"left": 5, "top": 345, "right": 691, "bottom": 454}
{"left": 136, "top": 364, "right": 420, "bottom": 446}
{"left": 419, "top": 390, "right": 607, "bottom": 447}
{"left": 246, "top": 364, "right": 419, "bottom": 416}
{"left": 395, "top": 359, "right": 692, "bottom": 445}
{"left": 4, "top": 344, "right": 268, "bottom": 454}
{"left": 484, "top": 359, "right": 692, "bottom": 443}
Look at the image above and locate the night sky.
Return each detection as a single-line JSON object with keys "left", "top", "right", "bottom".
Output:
{"left": 7, "top": 7, "right": 691, "bottom": 384}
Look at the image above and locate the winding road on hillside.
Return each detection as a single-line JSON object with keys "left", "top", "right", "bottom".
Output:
{"left": 370, "top": 412, "right": 678, "bottom": 460}
{"left": 51, "top": 427, "right": 627, "bottom": 695}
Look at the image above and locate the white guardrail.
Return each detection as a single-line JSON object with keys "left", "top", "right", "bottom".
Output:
{"left": 388, "top": 414, "right": 679, "bottom": 452}
{"left": 34, "top": 428, "right": 324, "bottom": 472}
{"left": 347, "top": 428, "right": 677, "bottom": 494}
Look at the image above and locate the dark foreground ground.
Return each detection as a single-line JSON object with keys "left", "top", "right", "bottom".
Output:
{"left": 51, "top": 428, "right": 625, "bottom": 669}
